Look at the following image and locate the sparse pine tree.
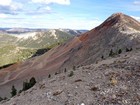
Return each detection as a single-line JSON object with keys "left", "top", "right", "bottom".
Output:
{"left": 118, "top": 49, "right": 122, "bottom": 54}
{"left": 73, "top": 66, "right": 76, "bottom": 70}
{"left": 29, "top": 77, "right": 36, "bottom": 88}
{"left": 0, "top": 97, "right": 3, "bottom": 101}
{"left": 64, "top": 68, "right": 67, "bottom": 72}
{"left": 11, "top": 85, "right": 17, "bottom": 97}
{"left": 55, "top": 72, "right": 58, "bottom": 75}
{"left": 101, "top": 55, "right": 104, "bottom": 59}
{"left": 22, "top": 81, "right": 30, "bottom": 91}
{"left": 18, "top": 90, "right": 22, "bottom": 94}
{"left": 22, "top": 77, "right": 36, "bottom": 92}
{"left": 68, "top": 71, "right": 74, "bottom": 77}
{"left": 109, "top": 49, "right": 114, "bottom": 57}
{"left": 48, "top": 74, "right": 51, "bottom": 78}
{"left": 129, "top": 48, "right": 132, "bottom": 51}
{"left": 3, "top": 97, "right": 7, "bottom": 100}
{"left": 126, "top": 48, "right": 129, "bottom": 52}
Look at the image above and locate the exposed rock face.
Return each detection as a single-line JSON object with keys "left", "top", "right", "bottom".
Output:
{"left": 0, "top": 13, "right": 140, "bottom": 98}
{"left": 1, "top": 50, "right": 140, "bottom": 105}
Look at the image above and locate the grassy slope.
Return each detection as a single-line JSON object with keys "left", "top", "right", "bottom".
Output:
{"left": 0, "top": 30, "right": 74, "bottom": 67}
{"left": 17, "top": 30, "right": 73, "bottom": 48}
{"left": 0, "top": 45, "right": 36, "bottom": 67}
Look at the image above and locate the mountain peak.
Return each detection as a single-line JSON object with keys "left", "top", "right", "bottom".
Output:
{"left": 95, "top": 12, "right": 140, "bottom": 31}
{"left": 111, "top": 12, "right": 124, "bottom": 17}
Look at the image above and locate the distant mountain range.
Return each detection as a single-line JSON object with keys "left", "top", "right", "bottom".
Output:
{"left": 0, "top": 29, "right": 87, "bottom": 67}
{"left": 0, "top": 28, "right": 88, "bottom": 35}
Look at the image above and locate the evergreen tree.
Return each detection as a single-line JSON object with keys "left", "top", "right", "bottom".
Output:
{"left": 29, "top": 77, "right": 36, "bottom": 87}
{"left": 73, "top": 66, "right": 76, "bottom": 70}
{"left": 3, "top": 97, "right": 7, "bottom": 100}
{"left": 55, "top": 72, "right": 58, "bottom": 75}
{"left": 129, "top": 48, "right": 132, "bottom": 51}
{"left": 22, "top": 81, "right": 30, "bottom": 91}
{"left": 101, "top": 55, "right": 104, "bottom": 59}
{"left": 48, "top": 74, "right": 51, "bottom": 78}
{"left": 11, "top": 85, "right": 17, "bottom": 97}
{"left": 118, "top": 49, "right": 122, "bottom": 54}
{"left": 18, "top": 90, "right": 22, "bottom": 94}
{"left": 109, "top": 49, "right": 114, "bottom": 57}
{"left": 0, "top": 97, "right": 3, "bottom": 101}
{"left": 68, "top": 71, "right": 74, "bottom": 77}
{"left": 22, "top": 77, "right": 36, "bottom": 91}
{"left": 64, "top": 68, "right": 67, "bottom": 73}
{"left": 126, "top": 48, "right": 129, "bottom": 52}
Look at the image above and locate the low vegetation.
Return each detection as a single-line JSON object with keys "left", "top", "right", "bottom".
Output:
{"left": 11, "top": 86, "right": 17, "bottom": 97}
{"left": 68, "top": 71, "right": 74, "bottom": 77}
{"left": 0, "top": 30, "right": 74, "bottom": 67}
{"left": 21, "top": 77, "right": 36, "bottom": 92}
{"left": 10, "top": 77, "right": 36, "bottom": 99}
{"left": 108, "top": 47, "right": 132, "bottom": 58}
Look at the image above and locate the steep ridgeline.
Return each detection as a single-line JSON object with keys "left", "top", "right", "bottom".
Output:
{"left": 0, "top": 13, "right": 139, "bottom": 98}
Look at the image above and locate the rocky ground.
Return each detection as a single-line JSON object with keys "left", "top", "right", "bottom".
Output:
{"left": 0, "top": 50, "right": 140, "bottom": 105}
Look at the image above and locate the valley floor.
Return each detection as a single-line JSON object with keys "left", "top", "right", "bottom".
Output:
{"left": 1, "top": 50, "right": 140, "bottom": 105}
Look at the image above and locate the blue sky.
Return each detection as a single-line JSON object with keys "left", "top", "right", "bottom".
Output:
{"left": 0, "top": 0, "right": 140, "bottom": 29}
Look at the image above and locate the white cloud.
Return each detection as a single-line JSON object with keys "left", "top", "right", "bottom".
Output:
{"left": 0, "top": 13, "right": 8, "bottom": 18}
{"left": 60, "top": 19, "right": 102, "bottom": 30}
{"left": 0, "top": 0, "right": 12, "bottom": 6}
{"left": 133, "top": 1, "right": 140, "bottom": 5}
{"left": 32, "top": 18, "right": 102, "bottom": 30}
{"left": 31, "top": 0, "right": 70, "bottom": 5}
{"left": 26, "top": 6, "right": 52, "bottom": 15}
{"left": 131, "top": 16, "right": 140, "bottom": 21}
{"left": 45, "top": 6, "right": 51, "bottom": 11}
{"left": 0, "top": 0, "right": 23, "bottom": 15}
{"left": 10, "top": 2, "right": 23, "bottom": 11}
{"left": 37, "top": 6, "right": 51, "bottom": 12}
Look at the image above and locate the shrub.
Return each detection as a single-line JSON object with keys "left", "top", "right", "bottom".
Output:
{"left": 29, "top": 77, "right": 36, "bottom": 87}
{"left": 55, "top": 72, "right": 58, "bottom": 75}
{"left": 0, "top": 97, "right": 3, "bottom": 101}
{"left": 11, "top": 85, "right": 17, "bottom": 97}
{"left": 73, "top": 66, "right": 76, "bottom": 70}
{"left": 126, "top": 48, "right": 129, "bottom": 52}
{"left": 101, "top": 55, "right": 104, "bottom": 59}
{"left": 90, "top": 86, "right": 99, "bottom": 91}
{"left": 129, "top": 48, "right": 132, "bottom": 51}
{"left": 126, "top": 48, "right": 132, "bottom": 52}
{"left": 118, "top": 49, "right": 122, "bottom": 54}
{"left": 48, "top": 74, "right": 51, "bottom": 78}
{"left": 3, "top": 97, "right": 7, "bottom": 100}
{"left": 18, "top": 90, "right": 22, "bottom": 94}
{"left": 22, "top": 81, "right": 30, "bottom": 91}
{"left": 22, "top": 77, "right": 36, "bottom": 91}
{"left": 68, "top": 71, "right": 74, "bottom": 77}
{"left": 109, "top": 49, "right": 115, "bottom": 57}
{"left": 64, "top": 68, "right": 67, "bottom": 73}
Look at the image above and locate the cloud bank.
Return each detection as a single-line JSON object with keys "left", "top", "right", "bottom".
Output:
{"left": 31, "top": 0, "right": 70, "bottom": 5}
